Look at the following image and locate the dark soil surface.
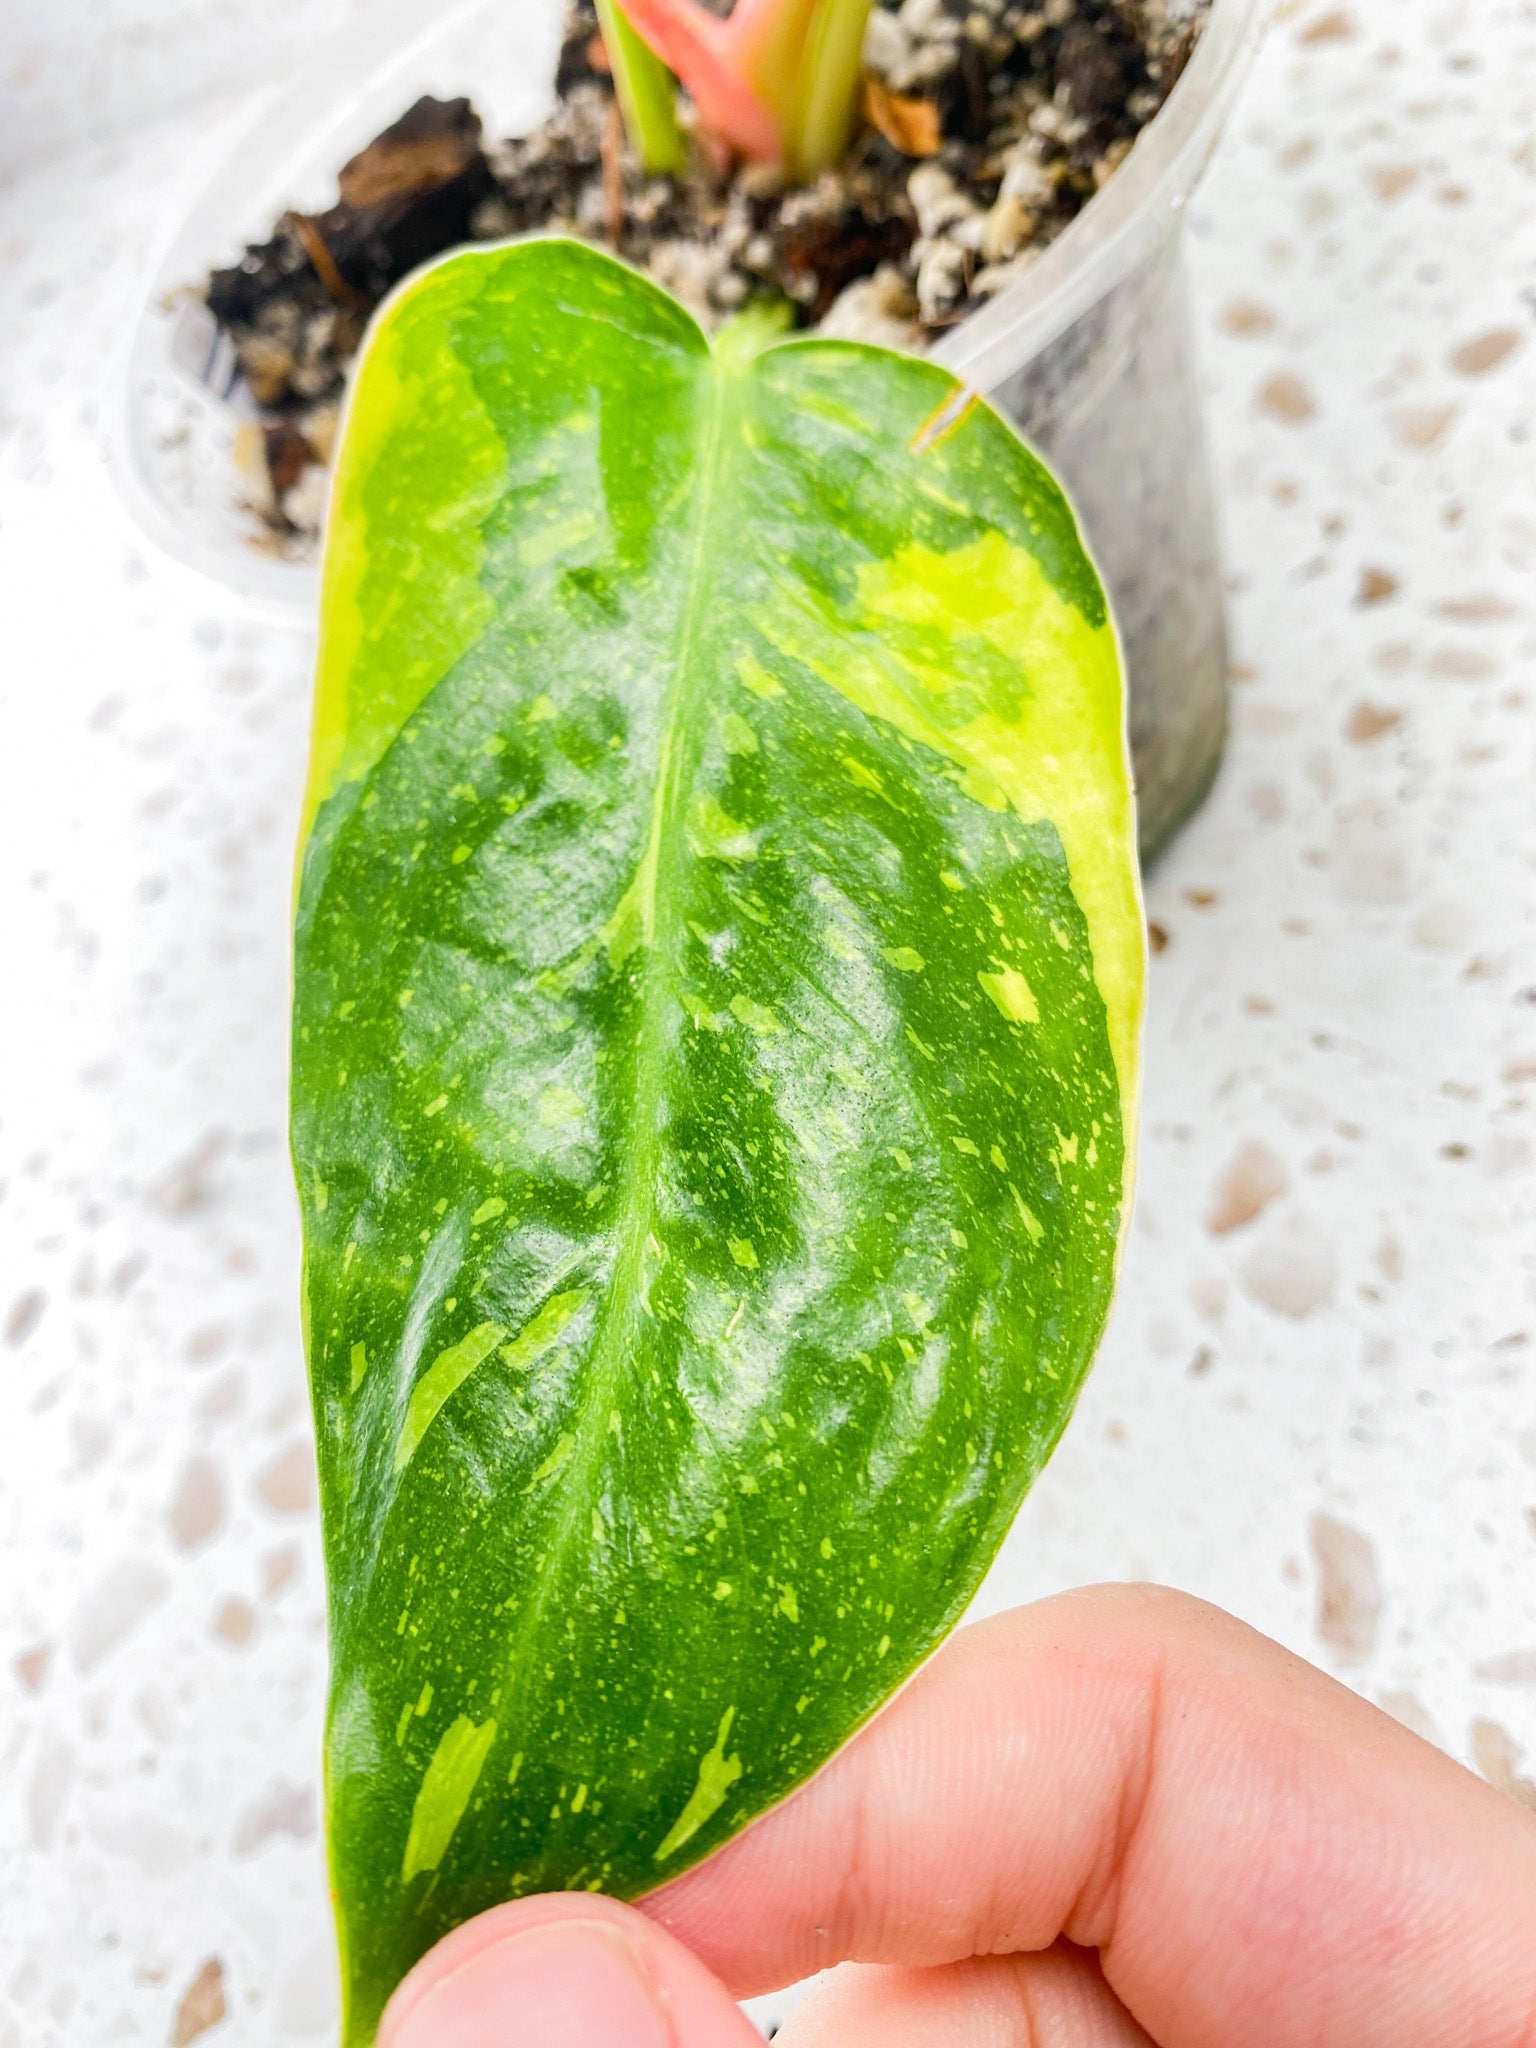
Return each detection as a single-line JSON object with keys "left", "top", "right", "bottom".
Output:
{"left": 204, "top": 0, "right": 1207, "bottom": 544}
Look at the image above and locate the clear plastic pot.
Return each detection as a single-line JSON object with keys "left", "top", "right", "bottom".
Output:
{"left": 112, "top": 0, "right": 1267, "bottom": 856}
{"left": 933, "top": 0, "right": 1268, "bottom": 858}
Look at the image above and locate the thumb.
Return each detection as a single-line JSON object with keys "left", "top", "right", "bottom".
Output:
{"left": 378, "top": 1894, "right": 764, "bottom": 2048}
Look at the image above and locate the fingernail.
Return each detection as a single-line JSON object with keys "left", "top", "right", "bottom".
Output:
{"left": 386, "top": 1919, "right": 672, "bottom": 2048}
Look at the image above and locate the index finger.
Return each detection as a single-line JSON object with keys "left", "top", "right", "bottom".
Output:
{"left": 643, "top": 1585, "right": 1536, "bottom": 2048}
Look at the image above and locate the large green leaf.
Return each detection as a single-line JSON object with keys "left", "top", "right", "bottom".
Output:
{"left": 292, "top": 238, "right": 1142, "bottom": 2044}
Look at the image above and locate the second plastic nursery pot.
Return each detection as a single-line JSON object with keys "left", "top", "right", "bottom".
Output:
{"left": 934, "top": 0, "right": 1265, "bottom": 860}
{"left": 114, "top": 0, "right": 1267, "bottom": 861}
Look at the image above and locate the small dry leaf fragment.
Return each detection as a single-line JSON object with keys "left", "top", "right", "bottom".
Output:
{"left": 1345, "top": 702, "right": 1401, "bottom": 742}
{"left": 1310, "top": 1511, "right": 1381, "bottom": 1665}
{"left": 263, "top": 422, "right": 313, "bottom": 501}
{"left": 336, "top": 100, "right": 482, "bottom": 211}
{"left": 283, "top": 212, "right": 372, "bottom": 314}
{"left": 863, "top": 76, "right": 943, "bottom": 157}
{"left": 1206, "top": 1140, "right": 1287, "bottom": 1235}
{"left": 172, "top": 1958, "right": 227, "bottom": 2046}
{"left": 1258, "top": 372, "right": 1316, "bottom": 424}
{"left": 1471, "top": 1720, "right": 1536, "bottom": 1811}
{"left": 1355, "top": 566, "right": 1397, "bottom": 606}
{"left": 1449, "top": 328, "right": 1522, "bottom": 377}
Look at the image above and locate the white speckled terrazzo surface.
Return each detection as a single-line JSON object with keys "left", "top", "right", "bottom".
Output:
{"left": 2, "top": 0, "right": 1534, "bottom": 2040}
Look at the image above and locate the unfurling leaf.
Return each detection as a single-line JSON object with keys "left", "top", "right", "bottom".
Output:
{"left": 620, "top": 0, "right": 876, "bottom": 179}
{"left": 292, "top": 239, "right": 1142, "bottom": 2045}
{"left": 862, "top": 74, "right": 944, "bottom": 157}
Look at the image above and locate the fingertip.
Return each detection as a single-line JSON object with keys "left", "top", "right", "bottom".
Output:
{"left": 379, "top": 1892, "right": 762, "bottom": 2048}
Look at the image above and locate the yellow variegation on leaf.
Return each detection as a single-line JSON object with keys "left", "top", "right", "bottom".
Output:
{"left": 291, "top": 240, "right": 1142, "bottom": 2044}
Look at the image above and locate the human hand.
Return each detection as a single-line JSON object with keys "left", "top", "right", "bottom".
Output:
{"left": 376, "top": 1584, "right": 1536, "bottom": 2047}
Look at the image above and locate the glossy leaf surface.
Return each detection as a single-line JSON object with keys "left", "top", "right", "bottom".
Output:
{"left": 292, "top": 239, "right": 1142, "bottom": 2045}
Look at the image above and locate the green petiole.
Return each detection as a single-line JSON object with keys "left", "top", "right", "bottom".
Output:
{"left": 783, "top": 0, "right": 875, "bottom": 181}
{"left": 595, "top": 0, "right": 689, "bottom": 175}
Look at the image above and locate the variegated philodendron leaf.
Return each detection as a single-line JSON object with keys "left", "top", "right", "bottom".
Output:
{"left": 291, "top": 238, "right": 1142, "bottom": 2044}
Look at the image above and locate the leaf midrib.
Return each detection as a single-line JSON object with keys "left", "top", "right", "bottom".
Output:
{"left": 488, "top": 345, "right": 739, "bottom": 1793}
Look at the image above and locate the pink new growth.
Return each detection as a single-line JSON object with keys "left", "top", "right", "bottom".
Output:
{"left": 620, "top": 0, "right": 781, "bottom": 160}
{"left": 621, "top": 0, "right": 867, "bottom": 174}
